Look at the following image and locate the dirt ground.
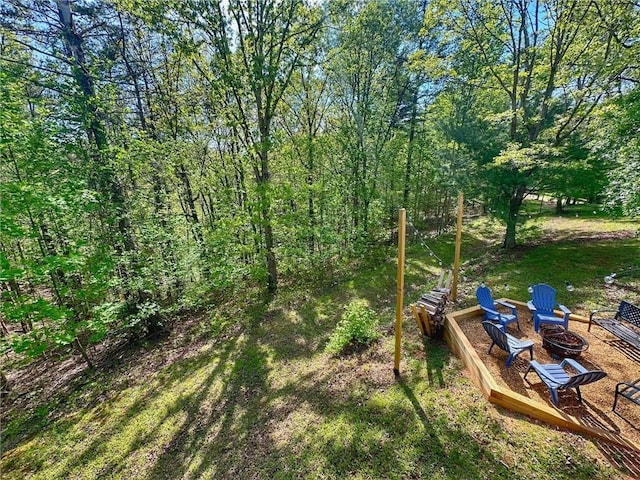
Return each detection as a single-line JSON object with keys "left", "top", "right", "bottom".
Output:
{"left": 457, "top": 306, "right": 640, "bottom": 447}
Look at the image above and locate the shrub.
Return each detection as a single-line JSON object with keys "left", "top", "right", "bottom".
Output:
{"left": 325, "top": 300, "right": 379, "bottom": 355}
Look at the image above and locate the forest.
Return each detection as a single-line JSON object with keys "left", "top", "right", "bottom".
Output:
{"left": 1, "top": 0, "right": 639, "bottom": 388}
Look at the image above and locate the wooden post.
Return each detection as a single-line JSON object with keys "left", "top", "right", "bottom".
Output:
{"left": 452, "top": 191, "right": 463, "bottom": 302}
{"left": 394, "top": 208, "right": 406, "bottom": 375}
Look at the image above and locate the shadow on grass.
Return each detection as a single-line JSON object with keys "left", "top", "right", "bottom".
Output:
{"left": 143, "top": 335, "right": 271, "bottom": 479}
{"left": 393, "top": 373, "right": 511, "bottom": 478}
{"left": 269, "top": 366, "right": 512, "bottom": 479}
{"left": 421, "top": 337, "right": 449, "bottom": 388}
{"left": 50, "top": 337, "right": 241, "bottom": 480}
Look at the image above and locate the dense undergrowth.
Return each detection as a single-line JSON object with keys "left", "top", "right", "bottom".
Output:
{"left": 1, "top": 203, "right": 639, "bottom": 479}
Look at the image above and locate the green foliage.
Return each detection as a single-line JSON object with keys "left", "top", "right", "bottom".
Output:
{"left": 1, "top": 0, "right": 637, "bottom": 374}
{"left": 89, "top": 301, "right": 125, "bottom": 342}
{"left": 589, "top": 87, "right": 640, "bottom": 216}
{"left": 325, "top": 300, "right": 379, "bottom": 355}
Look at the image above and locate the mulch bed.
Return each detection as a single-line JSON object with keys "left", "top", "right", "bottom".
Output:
{"left": 457, "top": 306, "right": 640, "bottom": 447}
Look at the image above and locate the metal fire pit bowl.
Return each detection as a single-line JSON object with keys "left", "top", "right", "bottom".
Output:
{"left": 539, "top": 325, "right": 589, "bottom": 359}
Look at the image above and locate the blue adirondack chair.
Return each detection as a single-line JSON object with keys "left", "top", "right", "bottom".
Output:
{"left": 482, "top": 321, "right": 534, "bottom": 367}
{"left": 527, "top": 284, "right": 571, "bottom": 333}
{"left": 524, "top": 358, "right": 607, "bottom": 406}
{"left": 476, "top": 285, "right": 520, "bottom": 331}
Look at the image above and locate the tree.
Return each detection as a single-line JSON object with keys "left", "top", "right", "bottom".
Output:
{"left": 165, "top": 0, "right": 324, "bottom": 293}
{"left": 55, "top": 0, "right": 137, "bottom": 256}
{"left": 326, "top": 0, "right": 409, "bottom": 238}
{"left": 280, "top": 60, "right": 331, "bottom": 257}
{"left": 0, "top": 37, "right": 112, "bottom": 367}
{"left": 425, "top": 0, "right": 639, "bottom": 247}
{"left": 589, "top": 87, "right": 640, "bottom": 216}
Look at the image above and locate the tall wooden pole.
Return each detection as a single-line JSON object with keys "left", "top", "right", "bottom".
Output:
{"left": 452, "top": 192, "right": 464, "bottom": 301}
{"left": 394, "top": 208, "right": 406, "bottom": 375}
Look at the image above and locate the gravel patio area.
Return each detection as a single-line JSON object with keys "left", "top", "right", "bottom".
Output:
{"left": 456, "top": 305, "right": 640, "bottom": 446}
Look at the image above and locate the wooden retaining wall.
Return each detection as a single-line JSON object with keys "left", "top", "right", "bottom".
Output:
{"left": 445, "top": 301, "right": 640, "bottom": 453}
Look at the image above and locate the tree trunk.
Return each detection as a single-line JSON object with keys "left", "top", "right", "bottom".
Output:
{"left": 256, "top": 167, "right": 278, "bottom": 294}
{"left": 0, "top": 370, "right": 9, "bottom": 393}
{"left": 264, "top": 216, "right": 278, "bottom": 294}
{"left": 0, "top": 318, "right": 9, "bottom": 337}
{"left": 307, "top": 133, "right": 316, "bottom": 256}
{"left": 503, "top": 186, "right": 526, "bottom": 249}
{"left": 74, "top": 338, "right": 94, "bottom": 369}
{"left": 256, "top": 128, "right": 278, "bottom": 294}
{"left": 403, "top": 88, "right": 419, "bottom": 207}
{"left": 175, "top": 163, "right": 205, "bottom": 249}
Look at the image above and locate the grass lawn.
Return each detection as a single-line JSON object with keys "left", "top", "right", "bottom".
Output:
{"left": 2, "top": 202, "right": 639, "bottom": 479}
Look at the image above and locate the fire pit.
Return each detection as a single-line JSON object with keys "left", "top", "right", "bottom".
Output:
{"left": 539, "top": 325, "right": 589, "bottom": 359}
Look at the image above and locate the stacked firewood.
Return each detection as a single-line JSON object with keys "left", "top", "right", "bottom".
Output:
{"left": 411, "top": 289, "right": 448, "bottom": 339}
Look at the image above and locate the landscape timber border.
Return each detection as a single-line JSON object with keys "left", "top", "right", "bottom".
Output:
{"left": 445, "top": 299, "right": 640, "bottom": 454}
